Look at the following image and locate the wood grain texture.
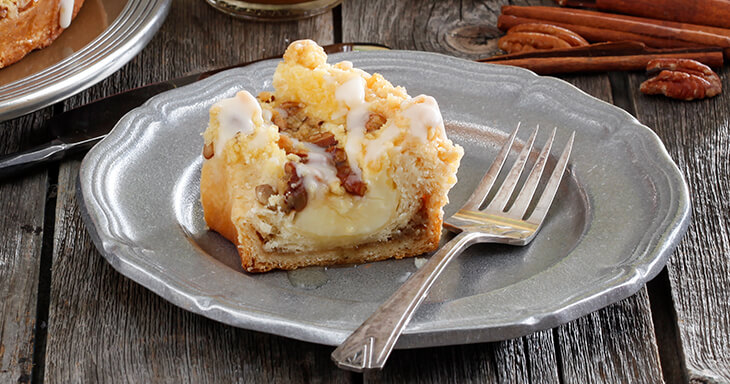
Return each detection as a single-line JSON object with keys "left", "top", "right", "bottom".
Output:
{"left": 628, "top": 64, "right": 730, "bottom": 383}
{"left": 554, "top": 75, "right": 664, "bottom": 384}
{"left": 47, "top": 161, "right": 350, "bottom": 383}
{"left": 0, "top": 109, "right": 51, "bottom": 383}
{"left": 63, "top": 1, "right": 334, "bottom": 106}
{"left": 343, "top": 1, "right": 665, "bottom": 382}
{"left": 43, "top": 0, "right": 345, "bottom": 382}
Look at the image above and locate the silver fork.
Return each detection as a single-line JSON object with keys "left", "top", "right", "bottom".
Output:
{"left": 331, "top": 125, "right": 575, "bottom": 372}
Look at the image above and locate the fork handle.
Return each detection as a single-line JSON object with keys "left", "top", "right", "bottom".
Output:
{"left": 331, "top": 231, "right": 481, "bottom": 372}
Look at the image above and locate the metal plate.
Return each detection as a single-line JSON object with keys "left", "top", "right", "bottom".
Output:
{"left": 78, "top": 51, "right": 691, "bottom": 348}
{"left": 0, "top": 0, "right": 171, "bottom": 122}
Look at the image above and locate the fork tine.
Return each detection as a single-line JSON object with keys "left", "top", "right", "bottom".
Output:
{"left": 526, "top": 131, "right": 575, "bottom": 225}
{"left": 462, "top": 124, "right": 520, "bottom": 210}
{"left": 507, "top": 127, "right": 556, "bottom": 219}
{"left": 485, "top": 125, "right": 539, "bottom": 212}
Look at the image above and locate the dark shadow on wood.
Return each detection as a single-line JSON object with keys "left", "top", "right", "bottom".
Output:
{"left": 350, "top": 370, "right": 364, "bottom": 384}
{"left": 608, "top": 71, "right": 636, "bottom": 118}
{"left": 647, "top": 268, "right": 689, "bottom": 384}
{"left": 551, "top": 328, "right": 566, "bottom": 384}
{"left": 30, "top": 160, "right": 59, "bottom": 384}
{"left": 333, "top": 4, "right": 343, "bottom": 44}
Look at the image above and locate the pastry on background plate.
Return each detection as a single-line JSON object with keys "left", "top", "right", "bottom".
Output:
{"left": 0, "top": 0, "right": 85, "bottom": 68}
{"left": 200, "top": 40, "right": 463, "bottom": 272}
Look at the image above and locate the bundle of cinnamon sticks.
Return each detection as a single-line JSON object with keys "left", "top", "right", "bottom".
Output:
{"left": 483, "top": 3, "right": 730, "bottom": 75}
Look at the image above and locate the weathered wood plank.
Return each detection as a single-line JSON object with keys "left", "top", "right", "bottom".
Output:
{"left": 628, "top": 64, "right": 730, "bottom": 383}
{"left": 43, "top": 0, "right": 346, "bottom": 382}
{"left": 343, "top": 1, "right": 664, "bottom": 382}
{"left": 556, "top": 288, "right": 663, "bottom": 383}
{"left": 0, "top": 109, "right": 51, "bottom": 383}
{"left": 554, "top": 74, "right": 664, "bottom": 384}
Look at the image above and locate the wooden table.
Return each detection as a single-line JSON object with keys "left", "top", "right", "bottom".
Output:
{"left": 1, "top": 0, "right": 728, "bottom": 382}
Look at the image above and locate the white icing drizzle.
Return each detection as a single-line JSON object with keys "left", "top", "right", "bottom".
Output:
{"left": 335, "top": 76, "right": 365, "bottom": 108}
{"left": 401, "top": 95, "right": 443, "bottom": 142}
{"left": 334, "top": 78, "right": 446, "bottom": 171}
{"left": 295, "top": 143, "right": 339, "bottom": 197}
{"left": 343, "top": 106, "right": 369, "bottom": 176}
{"left": 213, "top": 91, "right": 262, "bottom": 156}
{"left": 59, "top": 0, "right": 74, "bottom": 28}
{"left": 364, "top": 121, "right": 401, "bottom": 165}
{"left": 335, "top": 76, "right": 368, "bottom": 177}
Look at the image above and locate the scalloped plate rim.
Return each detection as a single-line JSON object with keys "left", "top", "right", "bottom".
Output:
{"left": 78, "top": 50, "right": 691, "bottom": 348}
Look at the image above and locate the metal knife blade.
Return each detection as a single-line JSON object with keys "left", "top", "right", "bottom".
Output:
{"left": 0, "top": 43, "right": 389, "bottom": 179}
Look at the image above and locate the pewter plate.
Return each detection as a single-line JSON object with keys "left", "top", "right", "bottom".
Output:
{"left": 78, "top": 51, "right": 691, "bottom": 348}
{"left": 0, "top": 0, "right": 170, "bottom": 122}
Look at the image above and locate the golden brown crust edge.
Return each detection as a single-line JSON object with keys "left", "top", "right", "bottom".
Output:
{"left": 200, "top": 156, "right": 444, "bottom": 273}
{"left": 0, "top": 0, "right": 85, "bottom": 69}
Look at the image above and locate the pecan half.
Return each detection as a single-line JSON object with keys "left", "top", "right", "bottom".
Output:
{"left": 647, "top": 58, "right": 721, "bottom": 98}
{"left": 640, "top": 70, "right": 716, "bottom": 101}
{"left": 365, "top": 113, "right": 387, "bottom": 133}
{"left": 647, "top": 58, "right": 716, "bottom": 78}
{"left": 641, "top": 59, "right": 721, "bottom": 100}
{"left": 203, "top": 142, "right": 214, "bottom": 159}
{"left": 508, "top": 23, "right": 588, "bottom": 47}
{"left": 282, "top": 162, "right": 308, "bottom": 213}
{"left": 498, "top": 32, "right": 572, "bottom": 54}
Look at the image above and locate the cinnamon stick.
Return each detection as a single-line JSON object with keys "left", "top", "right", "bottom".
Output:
{"left": 553, "top": 2, "right": 730, "bottom": 39}
{"left": 479, "top": 51, "right": 724, "bottom": 75}
{"left": 498, "top": 14, "right": 701, "bottom": 49}
{"left": 502, "top": 6, "right": 730, "bottom": 48}
{"left": 558, "top": 0, "right": 730, "bottom": 30}
{"left": 484, "top": 42, "right": 723, "bottom": 64}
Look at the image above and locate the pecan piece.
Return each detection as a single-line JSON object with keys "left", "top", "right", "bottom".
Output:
{"left": 280, "top": 101, "right": 303, "bottom": 111}
{"left": 278, "top": 134, "right": 295, "bottom": 152}
{"left": 203, "top": 142, "right": 214, "bottom": 159}
{"left": 342, "top": 174, "right": 367, "bottom": 196}
{"left": 272, "top": 112, "right": 289, "bottom": 131}
{"left": 326, "top": 146, "right": 367, "bottom": 196}
{"left": 278, "top": 134, "right": 308, "bottom": 158}
{"left": 282, "top": 162, "right": 308, "bottom": 213}
{"left": 641, "top": 59, "right": 721, "bottom": 100}
{"left": 365, "top": 113, "right": 387, "bottom": 133}
{"left": 308, "top": 132, "right": 338, "bottom": 148}
{"left": 272, "top": 101, "right": 309, "bottom": 132}
{"left": 507, "top": 23, "right": 588, "bottom": 47}
{"left": 498, "top": 32, "right": 572, "bottom": 54}
{"left": 327, "top": 145, "right": 347, "bottom": 163}
{"left": 255, "top": 184, "right": 277, "bottom": 207}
